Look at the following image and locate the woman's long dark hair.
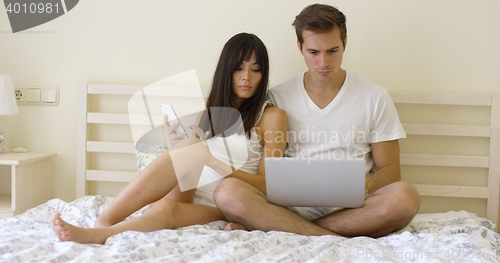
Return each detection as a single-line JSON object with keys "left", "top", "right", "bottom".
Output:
{"left": 199, "top": 33, "right": 269, "bottom": 139}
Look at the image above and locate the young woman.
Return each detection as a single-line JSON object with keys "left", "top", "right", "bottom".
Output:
{"left": 51, "top": 33, "right": 288, "bottom": 244}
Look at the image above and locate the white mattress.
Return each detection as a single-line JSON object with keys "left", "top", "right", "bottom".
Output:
{"left": 1, "top": 195, "right": 499, "bottom": 262}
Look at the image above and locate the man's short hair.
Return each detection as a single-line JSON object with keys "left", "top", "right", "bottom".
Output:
{"left": 292, "top": 4, "right": 347, "bottom": 47}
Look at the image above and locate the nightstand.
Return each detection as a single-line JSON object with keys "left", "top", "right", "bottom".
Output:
{"left": 0, "top": 151, "right": 56, "bottom": 219}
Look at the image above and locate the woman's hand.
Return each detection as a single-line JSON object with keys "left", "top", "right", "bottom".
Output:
{"left": 168, "top": 124, "right": 215, "bottom": 166}
{"left": 189, "top": 125, "right": 218, "bottom": 167}
{"left": 163, "top": 114, "right": 187, "bottom": 147}
{"left": 167, "top": 124, "right": 227, "bottom": 191}
{"left": 189, "top": 125, "right": 234, "bottom": 178}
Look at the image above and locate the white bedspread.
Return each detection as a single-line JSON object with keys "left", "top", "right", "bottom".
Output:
{"left": 1, "top": 195, "right": 499, "bottom": 262}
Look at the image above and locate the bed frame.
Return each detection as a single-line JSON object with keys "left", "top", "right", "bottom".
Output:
{"left": 76, "top": 83, "right": 500, "bottom": 231}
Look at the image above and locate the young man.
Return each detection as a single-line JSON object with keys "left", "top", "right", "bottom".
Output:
{"left": 213, "top": 4, "right": 420, "bottom": 238}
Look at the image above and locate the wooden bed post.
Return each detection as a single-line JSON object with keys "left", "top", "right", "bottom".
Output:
{"left": 488, "top": 95, "right": 500, "bottom": 232}
{"left": 76, "top": 83, "right": 89, "bottom": 198}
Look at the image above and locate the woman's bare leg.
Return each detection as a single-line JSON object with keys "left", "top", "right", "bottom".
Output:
{"left": 94, "top": 153, "right": 177, "bottom": 227}
{"left": 53, "top": 196, "right": 225, "bottom": 244}
{"left": 95, "top": 142, "right": 207, "bottom": 228}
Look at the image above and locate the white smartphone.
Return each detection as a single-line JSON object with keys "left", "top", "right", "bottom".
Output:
{"left": 159, "top": 104, "right": 188, "bottom": 139}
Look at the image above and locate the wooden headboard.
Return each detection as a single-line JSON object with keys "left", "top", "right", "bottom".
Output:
{"left": 76, "top": 83, "right": 500, "bottom": 230}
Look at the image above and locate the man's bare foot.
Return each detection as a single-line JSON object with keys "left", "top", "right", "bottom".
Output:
{"left": 51, "top": 212, "right": 108, "bottom": 244}
{"left": 225, "top": 222, "right": 249, "bottom": 231}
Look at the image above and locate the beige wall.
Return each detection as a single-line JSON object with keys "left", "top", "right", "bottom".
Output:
{"left": 0, "top": 0, "right": 499, "bottom": 201}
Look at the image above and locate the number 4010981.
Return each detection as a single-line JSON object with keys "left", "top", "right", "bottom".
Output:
{"left": 6, "top": 2, "right": 60, "bottom": 14}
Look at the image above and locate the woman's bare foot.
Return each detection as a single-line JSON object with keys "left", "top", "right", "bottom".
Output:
{"left": 225, "top": 222, "right": 249, "bottom": 231}
{"left": 51, "top": 212, "right": 109, "bottom": 244}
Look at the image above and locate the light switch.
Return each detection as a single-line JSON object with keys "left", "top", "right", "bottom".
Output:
{"left": 25, "top": 88, "right": 41, "bottom": 102}
{"left": 41, "top": 89, "right": 57, "bottom": 103}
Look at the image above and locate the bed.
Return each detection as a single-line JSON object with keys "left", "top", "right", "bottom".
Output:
{"left": 1, "top": 77, "right": 499, "bottom": 262}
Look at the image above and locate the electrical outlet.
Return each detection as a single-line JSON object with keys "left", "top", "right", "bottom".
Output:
{"left": 15, "top": 86, "right": 59, "bottom": 106}
{"left": 15, "top": 88, "right": 25, "bottom": 102}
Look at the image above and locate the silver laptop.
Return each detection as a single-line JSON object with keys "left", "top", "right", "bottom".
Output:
{"left": 265, "top": 158, "right": 366, "bottom": 207}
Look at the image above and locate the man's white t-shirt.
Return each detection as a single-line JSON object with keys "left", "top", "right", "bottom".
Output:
{"left": 269, "top": 71, "right": 406, "bottom": 174}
